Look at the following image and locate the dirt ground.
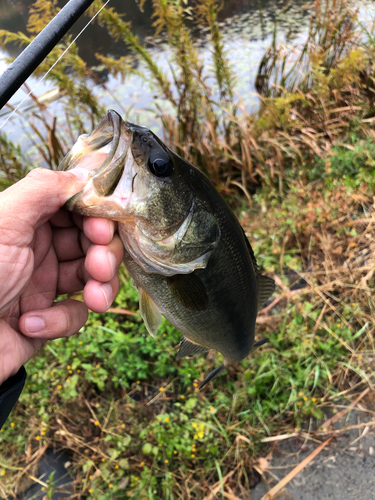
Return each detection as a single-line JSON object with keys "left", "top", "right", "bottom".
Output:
{"left": 252, "top": 407, "right": 375, "bottom": 500}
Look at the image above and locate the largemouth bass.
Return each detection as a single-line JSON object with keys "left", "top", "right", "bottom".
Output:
{"left": 58, "top": 110, "right": 275, "bottom": 387}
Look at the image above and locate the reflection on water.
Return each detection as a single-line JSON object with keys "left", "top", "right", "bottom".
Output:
{"left": 0, "top": 0, "right": 299, "bottom": 66}
{"left": 0, "top": 0, "right": 313, "bottom": 154}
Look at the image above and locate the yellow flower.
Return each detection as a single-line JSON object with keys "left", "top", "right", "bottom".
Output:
{"left": 210, "top": 407, "right": 214, "bottom": 412}
{"left": 173, "top": 451, "right": 177, "bottom": 455}
{"left": 180, "top": 395, "right": 185, "bottom": 399}
{"left": 312, "top": 398, "right": 317, "bottom": 402}
{"left": 10, "top": 422, "right": 15, "bottom": 427}
{"left": 136, "top": 380, "right": 140, "bottom": 384}
{"left": 89, "top": 489, "right": 93, "bottom": 493}
{"left": 165, "top": 417, "right": 169, "bottom": 423}
{"left": 42, "top": 427, "right": 46, "bottom": 431}
{"left": 304, "top": 397, "right": 308, "bottom": 401}
{"left": 96, "top": 364, "right": 100, "bottom": 368}
{"left": 109, "top": 484, "right": 113, "bottom": 488}
{"left": 140, "top": 462, "right": 144, "bottom": 466}
{"left": 163, "top": 333, "right": 167, "bottom": 337}
{"left": 69, "top": 370, "right": 73, "bottom": 374}
{"left": 1, "top": 471, "right": 5, "bottom": 476}
{"left": 56, "top": 342, "right": 60, "bottom": 346}
{"left": 298, "top": 392, "right": 303, "bottom": 397}
{"left": 159, "top": 387, "right": 164, "bottom": 392}
{"left": 165, "top": 459, "right": 169, "bottom": 463}
{"left": 191, "top": 454, "right": 195, "bottom": 458}
{"left": 34, "top": 373, "right": 38, "bottom": 377}
{"left": 101, "top": 458, "right": 105, "bottom": 462}
{"left": 94, "top": 421, "right": 99, "bottom": 426}
{"left": 115, "top": 464, "right": 119, "bottom": 469}
{"left": 135, "top": 477, "right": 139, "bottom": 481}
{"left": 77, "top": 369, "right": 81, "bottom": 373}
{"left": 121, "top": 424, "right": 125, "bottom": 428}
{"left": 157, "top": 417, "right": 162, "bottom": 421}
{"left": 67, "top": 365, "right": 71, "bottom": 370}
{"left": 193, "top": 382, "right": 198, "bottom": 387}
{"left": 79, "top": 341, "right": 83, "bottom": 345}
{"left": 41, "top": 431, "right": 46, "bottom": 436}
{"left": 36, "top": 436, "right": 41, "bottom": 441}
{"left": 191, "top": 422, "right": 205, "bottom": 439}
{"left": 41, "top": 487, "right": 45, "bottom": 491}
{"left": 57, "top": 385, "right": 62, "bottom": 390}
{"left": 50, "top": 372, "right": 54, "bottom": 376}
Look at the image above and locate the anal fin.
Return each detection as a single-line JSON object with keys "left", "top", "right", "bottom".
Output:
{"left": 138, "top": 287, "right": 161, "bottom": 338}
{"left": 177, "top": 337, "right": 209, "bottom": 359}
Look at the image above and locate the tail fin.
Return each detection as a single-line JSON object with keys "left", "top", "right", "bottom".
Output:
{"left": 199, "top": 364, "right": 225, "bottom": 389}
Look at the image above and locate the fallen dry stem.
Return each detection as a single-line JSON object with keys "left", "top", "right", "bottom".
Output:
{"left": 260, "top": 436, "right": 333, "bottom": 500}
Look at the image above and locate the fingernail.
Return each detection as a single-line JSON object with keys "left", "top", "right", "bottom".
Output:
{"left": 100, "top": 283, "right": 112, "bottom": 309}
{"left": 107, "top": 251, "right": 117, "bottom": 274}
{"left": 25, "top": 316, "right": 45, "bottom": 333}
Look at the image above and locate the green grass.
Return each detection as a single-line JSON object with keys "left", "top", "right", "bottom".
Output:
{"left": 1, "top": 171, "right": 374, "bottom": 498}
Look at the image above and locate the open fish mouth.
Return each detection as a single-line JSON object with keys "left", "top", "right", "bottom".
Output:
{"left": 58, "top": 110, "right": 137, "bottom": 218}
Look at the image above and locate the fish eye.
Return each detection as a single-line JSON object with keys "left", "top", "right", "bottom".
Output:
{"left": 148, "top": 153, "right": 174, "bottom": 178}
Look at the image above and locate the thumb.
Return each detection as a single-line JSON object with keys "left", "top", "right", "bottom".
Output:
{"left": 1, "top": 168, "right": 87, "bottom": 231}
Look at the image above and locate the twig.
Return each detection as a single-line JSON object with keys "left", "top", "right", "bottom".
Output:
{"left": 203, "top": 464, "right": 241, "bottom": 500}
{"left": 260, "top": 436, "right": 333, "bottom": 500}
{"left": 319, "top": 387, "right": 370, "bottom": 430}
{"left": 105, "top": 307, "right": 138, "bottom": 316}
{"left": 311, "top": 304, "right": 327, "bottom": 335}
{"left": 261, "top": 432, "right": 299, "bottom": 443}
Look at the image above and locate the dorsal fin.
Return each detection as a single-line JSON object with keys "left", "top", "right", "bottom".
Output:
{"left": 176, "top": 337, "right": 209, "bottom": 359}
{"left": 241, "top": 227, "right": 275, "bottom": 309}
{"left": 241, "top": 227, "right": 259, "bottom": 272}
{"left": 257, "top": 274, "right": 275, "bottom": 310}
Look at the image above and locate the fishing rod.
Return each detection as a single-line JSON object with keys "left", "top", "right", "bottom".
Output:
{"left": 0, "top": 0, "right": 97, "bottom": 111}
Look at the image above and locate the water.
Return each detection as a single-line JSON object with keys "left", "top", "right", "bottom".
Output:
{"left": 1, "top": 0, "right": 361, "bottom": 159}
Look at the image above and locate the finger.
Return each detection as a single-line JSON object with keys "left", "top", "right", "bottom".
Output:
{"left": 83, "top": 275, "right": 120, "bottom": 313}
{"left": 53, "top": 226, "right": 91, "bottom": 261}
{"left": 50, "top": 210, "right": 84, "bottom": 230}
{"left": 19, "top": 299, "right": 88, "bottom": 339}
{"left": 85, "top": 234, "right": 123, "bottom": 283}
{"left": 83, "top": 217, "right": 117, "bottom": 245}
{"left": 57, "top": 257, "right": 91, "bottom": 294}
{"left": 0, "top": 169, "right": 88, "bottom": 242}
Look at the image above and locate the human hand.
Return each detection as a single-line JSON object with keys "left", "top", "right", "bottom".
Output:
{"left": 0, "top": 168, "right": 123, "bottom": 385}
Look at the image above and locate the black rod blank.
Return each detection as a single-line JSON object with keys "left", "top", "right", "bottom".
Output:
{"left": 0, "top": 0, "right": 96, "bottom": 111}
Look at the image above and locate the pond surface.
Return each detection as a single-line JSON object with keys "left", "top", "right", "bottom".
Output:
{"left": 1, "top": 0, "right": 366, "bottom": 156}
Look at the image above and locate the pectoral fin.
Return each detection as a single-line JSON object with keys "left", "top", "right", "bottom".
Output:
{"left": 138, "top": 287, "right": 161, "bottom": 338}
{"left": 257, "top": 274, "right": 275, "bottom": 311}
{"left": 177, "top": 337, "right": 209, "bottom": 359}
{"left": 167, "top": 273, "right": 209, "bottom": 311}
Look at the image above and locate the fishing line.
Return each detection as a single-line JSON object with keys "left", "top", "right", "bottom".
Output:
{"left": 0, "top": 0, "right": 112, "bottom": 131}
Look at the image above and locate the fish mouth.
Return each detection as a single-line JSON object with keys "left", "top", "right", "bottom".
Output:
{"left": 59, "top": 110, "right": 136, "bottom": 218}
